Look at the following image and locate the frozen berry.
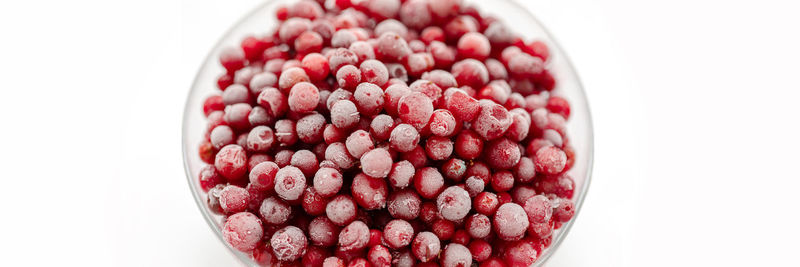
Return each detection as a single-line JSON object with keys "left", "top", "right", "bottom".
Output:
{"left": 222, "top": 212, "right": 263, "bottom": 252}
{"left": 271, "top": 225, "right": 308, "bottom": 261}
{"left": 436, "top": 186, "right": 471, "bottom": 221}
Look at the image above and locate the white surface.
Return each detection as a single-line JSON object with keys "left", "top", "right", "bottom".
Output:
{"left": 0, "top": 0, "right": 799, "bottom": 266}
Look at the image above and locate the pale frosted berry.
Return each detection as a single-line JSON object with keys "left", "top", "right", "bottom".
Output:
{"left": 323, "top": 257, "right": 345, "bottom": 267}
{"left": 314, "top": 167, "right": 343, "bottom": 197}
{"left": 257, "top": 87, "right": 288, "bottom": 118}
{"left": 465, "top": 176, "right": 485, "bottom": 197}
{"left": 328, "top": 48, "right": 360, "bottom": 73}
{"left": 326, "top": 195, "right": 357, "bottom": 226}
{"left": 554, "top": 199, "right": 575, "bottom": 222}
{"left": 247, "top": 106, "right": 272, "bottom": 127}
{"left": 383, "top": 84, "right": 412, "bottom": 116}
{"left": 274, "top": 165, "right": 307, "bottom": 201}
{"left": 259, "top": 196, "right": 292, "bottom": 225}
{"left": 493, "top": 203, "right": 529, "bottom": 241}
{"left": 387, "top": 189, "right": 422, "bottom": 220}
{"left": 354, "top": 82, "right": 385, "bottom": 116}
{"left": 296, "top": 112, "right": 326, "bottom": 144}
{"left": 325, "top": 142, "right": 356, "bottom": 169}
{"left": 370, "top": 114, "right": 395, "bottom": 140}
{"left": 429, "top": 41, "right": 456, "bottom": 69}
{"left": 428, "top": 109, "right": 457, "bottom": 137}
{"left": 198, "top": 165, "right": 222, "bottom": 192}
{"left": 219, "top": 47, "right": 245, "bottom": 72}
{"left": 274, "top": 149, "right": 294, "bottom": 168}
{"left": 246, "top": 126, "right": 275, "bottom": 152}
{"left": 388, "top": 160, "right": 415, "bottom": 189}
{"left": 349, "top": 41, "right": 376, "bottom": 62}
{"left": 404, "top": 53, "right": 435, "bottom": 77}
{"left": 274, "top": 119, "right": 298, "bottom": 146}
{"left": 413, "top": 167, "right": 444, "bottom": 199}
{"left": 425, "top": 136, "right": 453, "bottom": 161}
{"left": 336, "top": 64, "right": 361, "bottom": 90}
{"left": 389, "top": 124, "right": 420, "bottom": 152}
{"left": 331, "top": 100, "right": 360, "bottom": 129}
{"left": 411, "top": 231, "right": 441, "bottom": 262}
{"left": 210, "top": 125, "right": 235, "bottom": 150}
{"left": 271, "top": 225, "right": 308, "bottom": 261}
{"left": 345, "top": 130, "right": 374, "bottom": 158}
{"left": 376, "top": 32, "right": 411, "bottom": 62}
{"left": 399, "top": 0, "right": 432, "bottom": 29}
{"left": 397, "top": 92, "right": 434, "bottom": 130}
{"left": 508, "top": 54, "right": 544, "bottom": 79}
{"left": 360, "top": 59, "right": 389, "bottom": 86}
{"left": 368, "top": 245, "right": 393, "bottom": 267}
{"left": 504, "top": 240, "right": 538, "bottom": 267}
{"left": 279, "top": 67, "right": 310, "bottom": 93}
{"left": 222, "top": 212, "right": 263, "bottom": 252}
{"left": 222, "top": 84, "right": 251, "bottom": 105}
{"left": 339, "top": 220, "right": 370, "bottom": 251}
{"left": 457, "top": 32, "right": 491, "bottom": 60}
{"left": 219, "top": 185, "right": 250, "bottom": 214}
{"left": 441, "top": 243, "right": 472, "bottom": 267}
{"left": 309, "top": 216, "right": 340, "bottom": 247}
{"left": 295, "top": 31, "right": 323, "bottom": 54}
{"left": 215, "top": 144, "right": 248, "bottom": 180}
{"left": 249, "top": 161, "right": 279, "bottom": 191}
{"left": 473, "top": 191, "right": 499, "bottom": 215}
{"left": 534, "top": 145, "right": 567, "bottom": 175}
{"left": 451, "top": 59, "right": 489, "bottom": 89}
{"left": 290, "top": 149, "right": 319, "bottom": 177}
{"left": 288, "top": 82, "right": 320, "bottom": 114}
{"left": 409, "top": 79, "right": 443, "bottom": 107}
{"left": 511, "top": 185, "right": 537, "bottom": 205}
{"left": 302, "top": 187, "right": 328, "bottom": 216}
{"left": 382, "top": 219, "right": 414, "bottom": 249}
{"left": 485, "top": 138, "right": 521, "bottom": 169}
{"left": 224, "top": 103, "right": 252, "bottom": 130}
{"left": 437, "top": 186, "right": 471, "bottom": 221}
{"left": 472, "top": 101, "right": 512, "bottom": 140}
{"left": 466, "top": 214, "right": 491, "bottom": 239}
{"left": 361, "top": 148, "right": 393, "bottom": 178}
{"left": 351, "top": 172, "right": 389, "bottom": 210}
{"left": 524, "top": 195, "right": 553, "bottom": 224}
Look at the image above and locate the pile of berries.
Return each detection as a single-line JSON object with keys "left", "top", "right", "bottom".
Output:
{"left": 196, "top": 0, "right": 577, "bottom": 266}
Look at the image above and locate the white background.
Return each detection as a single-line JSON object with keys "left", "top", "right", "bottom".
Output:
{"left": 1, "top": 0, "right": 799, "bottom": 266}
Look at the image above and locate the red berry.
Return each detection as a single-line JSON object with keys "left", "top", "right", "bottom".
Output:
{"left": 271, "top": 225, "right": 308, "bottom": 261}
{"left": 411, "top": 231, "right": 441, "bottom": 262}
{"left": 222, "top": 212, "right": 263, "bottom": 252}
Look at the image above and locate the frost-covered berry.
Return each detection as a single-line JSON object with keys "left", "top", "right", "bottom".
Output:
{"left": 436, "top": 186, "right": 471, "bottom": 221}
{"left": 271, "top": 225, "right": 308, "bottom": 261}
{"left": 383, "top": 219, "right": 414, "bottom": 249}
{"left": 440, "top": 243, "right": 472, "bottom": 267}
{"left": 411, "top": 231, "right": 440, "bottom": 263}
{"left": 338, "top": 220, "right": 370, "bottom": 251}
{"left": 493, "top": 203, "right": 529, "bottom": 241}
{"left": 222, "top": 212, "right": 263, "bottom": 252}
{"left": 274, "top": 166, "right": 307, "bottom": 201}
{"left": 361, "top": 148, "right": 393, "bottom": 178}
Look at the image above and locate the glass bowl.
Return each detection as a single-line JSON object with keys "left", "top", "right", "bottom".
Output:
{"left": 182, "top": 0, "right": 594, "bottom": 265}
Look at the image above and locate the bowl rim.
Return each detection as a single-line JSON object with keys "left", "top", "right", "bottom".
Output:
{"left": 504, "top": 0, "right": 595, "bottom": 263}
{"left": 181, "top": 0, "right": 595, "bottom": 265}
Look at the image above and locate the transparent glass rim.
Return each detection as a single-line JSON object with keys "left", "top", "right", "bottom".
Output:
{"left": 181, "top": 0, "right": 594, "bottom": 265}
